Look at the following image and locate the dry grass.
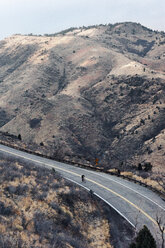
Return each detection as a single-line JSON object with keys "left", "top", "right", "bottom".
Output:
{"left": 121, "top": 171, "right": 134, "bottom": 178}
{"left": 0, "top": 154, "right": 112, "bottom": 248}
{"left": 133, "top": 175, "right": 164, "bottom": 192}
{"left": 120, "top": 170, "right": 165, "bottom": 193}
{"left": 107, "top": 169, "right": 118, "bottom": 174}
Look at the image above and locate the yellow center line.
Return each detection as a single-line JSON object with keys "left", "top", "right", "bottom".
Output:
{"left": 86, "top": 178, "right": 157, "bottom": 226}
{"left": 0, "top": 146, "right": 159, "bottom": 227}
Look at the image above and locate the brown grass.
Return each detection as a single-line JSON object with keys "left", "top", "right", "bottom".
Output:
{"left": 0, "top": 156, "right": 112, "bottom": 248}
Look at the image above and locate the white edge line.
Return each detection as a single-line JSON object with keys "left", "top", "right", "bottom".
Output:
{"left": 1, "top": 146, "right": 133, "bottom": 227}
{"left": 83, "top": 170, "right": 165, "bottom": 211}
{"left": 64, "top": 177, "right": 135, "bottom": 229}
{"left": 0, "top": 145, "right": 135, "bottom": 228}
{"left": 95, "top": 172, "right": 165, "bottom": 211}
{"left": 0, "top": 145, "right": 164, "bottom": 211}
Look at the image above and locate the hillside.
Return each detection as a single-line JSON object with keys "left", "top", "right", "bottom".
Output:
{"left": 0, "top": 22, "right": 165, "bottom": 175}
{"left": 0, "top": 153, "right": 112, "bottom": 248}
{"left": 0, "top": 152, "right": 136, "bottom": 247}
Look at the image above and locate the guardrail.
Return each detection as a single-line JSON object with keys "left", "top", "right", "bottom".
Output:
{"left": 0, "top": 139, "right": 165, "bottom": 201}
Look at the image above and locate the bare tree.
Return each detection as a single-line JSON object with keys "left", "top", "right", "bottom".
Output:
{"left": 156, "top": 213, "right": 165, "bottom": 248}
{"left": 154, "top": 172, "right": 165, "bottom": 191}
{"left": 158, "top": 173, "right": 165, "bottom": 191}
{"left": 134, "top": 206, "right": 142, "bottom": 235}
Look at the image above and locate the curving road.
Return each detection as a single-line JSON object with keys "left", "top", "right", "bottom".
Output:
{"left": 0, "top": 143, "right": 164, "bottom": 245}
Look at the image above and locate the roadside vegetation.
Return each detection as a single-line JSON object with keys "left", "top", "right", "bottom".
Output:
{"left": 0, "top": 152, "right": 113, "bottom": 248}
{"left": 0, "top": 132, "right": 164, "bottom": 198}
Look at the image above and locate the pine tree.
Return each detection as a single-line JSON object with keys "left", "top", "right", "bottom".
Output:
{"left": 130, "top": 225, "right": 157, "bottom": 248}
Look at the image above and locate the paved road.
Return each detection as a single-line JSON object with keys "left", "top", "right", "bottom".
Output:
{"left": 0, "top": 144, "right": 164, "bottom": 245}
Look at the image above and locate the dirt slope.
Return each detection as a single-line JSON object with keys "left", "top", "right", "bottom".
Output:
{"left": 0, "top": 22, "right": 165, "bottom": 173}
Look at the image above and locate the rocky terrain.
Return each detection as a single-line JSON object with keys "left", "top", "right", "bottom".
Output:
{"left": 0, "top": 22, "right": 165, "bottom": 175}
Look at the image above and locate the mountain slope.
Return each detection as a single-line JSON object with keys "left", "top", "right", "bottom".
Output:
{"left": 0, "top": 22, "right": 165, "bottom": 173}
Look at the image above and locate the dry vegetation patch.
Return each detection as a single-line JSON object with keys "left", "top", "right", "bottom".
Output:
{"left": 0, "top": 154, "right": 113, "bottom": 248}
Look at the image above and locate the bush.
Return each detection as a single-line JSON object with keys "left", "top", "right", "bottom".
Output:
{"left": 140, "top": 119, "right": 145, "bottom": 125}
{"left": 59, "top": 188, "right": 88, "bottom": 207}
{"left": 139, "top": 171, "right": 150, "bottom": 179}
{"left": 15, "top": 184, "right": 29, "bottom": 195}
{"left": 60, "top": 213, "right": 72, "bottom": 227}
{"left": 0, "top": 201, "right": 13, "bottom": 216}
{"left": 51, "top": 183, "right": 60, "bottom": 190}
{"left": 157, "top": 145, "right": 162, "bottom": 150}
{"left": 37, "top": 192, "right": 48, "bottom": 201}
{"left": 34, "top": 212, "right": 53, "bottom": 237}
{"left": 138, "top": 163, "right": 142, "bottom": 170}
{"left": 29, "top": 118, "right": 42, "bottom": 128}
{"left": 49, "top": 202, "right": 60, "bottom": 211}
{"left": 5, "top": 184, "right": 28, "bottom": 196}
{"left": 0, "top": 234, "right": 23, "bottom": 248}
{"left": 143, "top": 162, "right": 152, "bottom": 172}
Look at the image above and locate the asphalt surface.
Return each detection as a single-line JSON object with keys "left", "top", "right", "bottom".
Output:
{"left": 0, "top": 143, "right": 164, "bottom": 245}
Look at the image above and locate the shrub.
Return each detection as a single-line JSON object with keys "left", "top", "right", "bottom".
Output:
{"left": 0, "top": 234, "right": 23, "bottom": 248}
{"left": 140, "top": 119, "right": 145, "bottom": 125}
{"left": 15, "top": 184, "right": 29, "bottom": 195}
{"left": 0, "top": 202, "right": 13, "bottom": 216}
{"left": 147, "top": 147, "right": 153, "bottom": 154}
{"left": 37, "top": 192, "right": 48, "bottom": 201}
{"left": 59, "top": 192, "right": 75, "bottom": 207}
{"left": 49, "top": 202, "right": 61, "bottom": 211}
{"left": 60, "top": 213, "right": 72, "bottom": 227}
{"left": 29, "top": 118, "right": 42, "bottom": 128}
{"left": 157, "top": 145, "right": 162, "bottom": 150}
{"left": 138, "top": 163, "right": 142, "bottom": 170}
{"left": 143, "top": 162, "right": 152, "bottom": 172}
{"left": 5, "top": 184, "right": 28, "bottom": 196}
{"left": 51, "top": 183, "right": 60, "bottom": 190}
{"left": 139, "top": 171, "right": 150, "bottom": 179}
{"left": 34, "top": 212, "right": 53, "bottom": 237}
{"left": 5, "top": 185, "right": 17, "bottom": 194}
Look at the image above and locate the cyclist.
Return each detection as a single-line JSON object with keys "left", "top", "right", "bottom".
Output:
{"left": 81, "top": 175, "right": 85, "bottom": 182}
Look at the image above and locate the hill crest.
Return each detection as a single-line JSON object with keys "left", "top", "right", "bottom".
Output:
{"left": 0, "top": 22, "right": 165, "bottom": 173}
